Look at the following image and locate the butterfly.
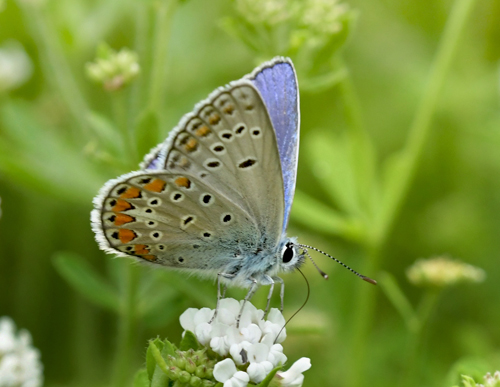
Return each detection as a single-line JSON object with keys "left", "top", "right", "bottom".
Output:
{"left": 91, "top": 57, "right": 374, "bottom": 324}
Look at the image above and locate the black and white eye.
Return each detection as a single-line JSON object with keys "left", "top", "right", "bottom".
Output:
{"left": 281, "top": 243, "right": 295, "bottom": 264}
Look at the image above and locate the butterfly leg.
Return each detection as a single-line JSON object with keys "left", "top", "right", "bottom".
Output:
{"left": 236, "top": 277, "right": 258, "bottom": 328}
{"left": 210, "top": 273, "right": 236, "bottom": 324}
{"left": 262, "top": 275, "right": 275, "bottom": 318}
{"left": 272, "top": 276, "right": 285, "bottom": 313}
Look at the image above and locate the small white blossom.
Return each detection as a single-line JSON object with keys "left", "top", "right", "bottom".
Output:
{"left": 85, "top": 44, "right": 139, "bottom": 91}
{"left": 301, "top": 0, "right": 349, "bottom": 35}
{"left": 235, "top": 0, "right": 291, "bottom": 25}
{"left": 0, "top": 41, "right": 33, "bottom": 93}
{"left": 246, "top": 343, "right": 274, "bottom": 383}
{"left": 179, "top": 299, "right": 310, "bottom": 386}
{"left": 479, "top": 371, "right": 500, "bottom": 387}
{"left": 213, "top": 358, "right": 249, "bottom": 387}
{"left": 275, "top": 357, "right": 311, "bottom": 387}
{"left": 0, "top": 317, "right": 43, "bottom": 387}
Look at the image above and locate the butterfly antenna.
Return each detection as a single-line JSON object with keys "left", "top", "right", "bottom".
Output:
{"left": 299, "top": 244, "right": 377, "bottom": 285}
{"left": 302, "top": 247, "right": 329, "bottom": 279}
{"left": 274, "top": 267, "right": 310, "bottom": 344}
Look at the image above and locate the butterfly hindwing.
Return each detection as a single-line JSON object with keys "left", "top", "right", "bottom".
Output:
{"left": 92, "top": 170, "right": 261, "bottom": 271}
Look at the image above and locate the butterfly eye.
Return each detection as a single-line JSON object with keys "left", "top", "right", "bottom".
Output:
{"left": 282, "top": 243, "right": 294, "bottom": 264}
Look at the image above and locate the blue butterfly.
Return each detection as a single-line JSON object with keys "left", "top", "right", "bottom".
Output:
{"left": 92, "top": 57, "right": 373, "bottom": 324}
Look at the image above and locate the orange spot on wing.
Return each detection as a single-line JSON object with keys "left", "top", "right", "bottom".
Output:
{"left": 118, "top": 229, "right": 137, "bottom": 243}
{"left": 209, "top": 113, "right": 221, "bottom": 125}
{"left": 115, "top": 213, "right": 135, "bottom": 226}
{"left": 112, "top": 199, "right": 134, "bottom": 212}
{"left": 184, "top": 138, "right": 198, "bottom": 152}
{"left": 144, "top": 179, "right": 166, "bottom": 193}
{"left": 142, "top": 255, "right": 156, "bottom": 261}
{"left": 174, "top": 177, "right": 191, "bottom": 188}
{"left": 195, "top": 125, "right": 211, "bottom": 137}
{"left": 120, "top": 187, "right": 141, "bottom": 199}
{"left": 223, "top": 105, "right": 235, "bottom": 115}
{"left": 134, "top": 244, "right": 150, "bottom": 255}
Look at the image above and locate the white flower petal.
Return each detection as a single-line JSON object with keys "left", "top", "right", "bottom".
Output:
{"left": 226, "top": 371, "right": 250, "bottom": 387}
{"left": 229, "top": 341, "right": 252, "bottom": 365}
{"left": 179, "top": 308, "right": 198, "bottom": 332}
{"left": 194, "top": 308, "right": 213, "bottom": 325}
{"left": 241, "top": 323, "right": 262, "bottom": 343}
{"left": 214, "top": 358, "right": 237, "bottom": 382}
{"left": 268, "top": 344, "right": 287, "bottom": 366}
{"left": 247, "top": 343, "right": 270, "bottom": 363}
{"left": 219, "top": 298, "right": 241, "bottom": 316}
{"left": 277, "top": 357, "right": 311, "bottom": 386}
{"left": 247, "top": 360, "right": 274, "bottom": 383}
{"left": 194, "top": 322, "right": 212, "bottom": 346}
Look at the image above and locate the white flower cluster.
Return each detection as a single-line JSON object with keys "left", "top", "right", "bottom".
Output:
{"left": 479, "top": 371, "right": 500, "bottom": 387}
{"left": 301, "top": 0, "right": 349, "bottom": 35}
{"left": 0, "top": 317, "right": 43, "bottom": 387}
{"left": 180, "top": 298, "right": 311, "bottom": 387}
{"left": 0, "top": 41, "right": 33, "bottom": 93}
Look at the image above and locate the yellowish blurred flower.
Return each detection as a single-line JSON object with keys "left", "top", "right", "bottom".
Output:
{"left": 0, "top": 0, "right": 5, "bottom": 12}
{"left": 458, "top": 371, "right": 500, "bottom": 387}
{"left": 235, "top": 0, "right": 291, "bottom": 25}
{"left": 481, "top": 371, "right": 500, "bottom": 387}
{"left": 85, "top": 44, "right": 140, "bottom": 91}
{"left": 0, "top": 41, "right": 33, "bottom": 93}
{"left": 406, "top": 256, "right": 485, "bottom": 288}
{"left": 301, "top": 0, "right": 349, "bottom": 35}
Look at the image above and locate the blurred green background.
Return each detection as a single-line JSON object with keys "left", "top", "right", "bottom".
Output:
{"left": 1, "top": 0, "right": 499, "bottom": 386}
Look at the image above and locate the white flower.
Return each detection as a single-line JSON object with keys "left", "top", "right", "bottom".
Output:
{"left": 178, "top": 298, "right": 311, "bottom": 385}
{"left": 0, "top": 41, "right": 33, "bottom": 93}
{"left": 246, "top": 343, "right": 274, "bottom": 383}
{"left": 0, "top": 317, "right": 43, "bottom": 387}
{"left": 268, "top": 344, "right": 287, "bottom": 367}
{"left": 301, "top": 0, "right": 349, "bottom": 35}
{"left": 213, "top": 358, "right": 249, "bottom": 387}
{"left": 210, "top": 323, "right": 231, "bottom": 356}
{"left": 482, "top": 371, "right": 500, "bottom": 387}
{"left": 259, "top": 308, "right": 286, "bottom": 344}
{"left": 275, "top": 357, "right": 311, "bottom": 387}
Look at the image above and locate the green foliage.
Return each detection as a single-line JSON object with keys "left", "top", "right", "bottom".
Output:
{"left": 1, "top": 0, "right": 499, "bottom": 386}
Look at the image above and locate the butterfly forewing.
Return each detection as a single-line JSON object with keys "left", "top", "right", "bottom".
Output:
{"left": 93, "top": 170, "right": 261, "bottom": 269}
{"left": 160, "top": 82, "right": 285, "bottom": 248}
{"left": 248, "top": 59, "right": 299, "bottom": 234}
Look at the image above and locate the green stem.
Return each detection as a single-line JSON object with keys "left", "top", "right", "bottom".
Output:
{"left": 148, "top": 0, "right": 179, "bottom": 114}
{"left": 338, "top": 66, "right": 378, "bottom": 220}
{"left": 21, "top": 4, "right": 90, "bottom": 138}
{"left": 346, "top": 0, "right": 477, "bottom": 386}
{"left": 111, "top": 264, "right": 141, "bottom": 387}
{"left": 112, "top": 91, "right": 137, "bottom": 167}
{"left": 403, "top": 289, "right": 440, "bottom": 387}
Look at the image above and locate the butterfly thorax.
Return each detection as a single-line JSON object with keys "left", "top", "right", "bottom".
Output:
{"left": 218, "top": 236, "right": 305, "bottom": 288}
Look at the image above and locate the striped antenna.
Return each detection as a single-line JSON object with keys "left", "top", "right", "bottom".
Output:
{"left": 298, "top": 244, "right": 377, "bottom": 285}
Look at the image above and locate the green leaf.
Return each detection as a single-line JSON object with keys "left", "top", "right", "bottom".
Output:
{"left": 135, "top": 109, "right": 160, "bottom": 160}
{"left": 179, "top": 330, "right": 199, "bottom": 351}
{"left": 87, "top": 111, "right": 125, "bottom": 158}
{"left": 52, "top": 251, "right": 119, "bottom": 312}
{"left": 150, "top": 339, "right": 176, "bottom": 387}
{"left": 256, "top": 365, "right": 282, "bottom": 387}
{"left": 147, "top": 338, "right": 165, "bottom": 381}
{"left": 378, "top": 272, "right": 418, "bottom": 332}
{"left": 133, "top": 368, "right": 149, "bottom": 387}
{"left": 291, "top": 190, "right": 365, "bottom": 242}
